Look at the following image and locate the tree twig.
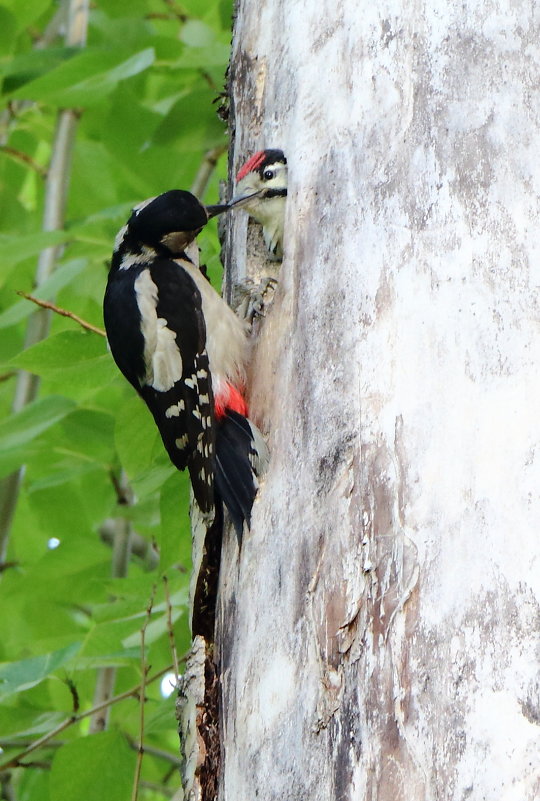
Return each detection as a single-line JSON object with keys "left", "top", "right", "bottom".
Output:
{"left": 163, "top": 575, "right": 180, "bottom": 683}
{"left": 0, "top": 146, "right": 47, "bottom": 177}
{"left": 132, "top": 585, "right": 157, "bottom": 801}
{"left": 15, "top": 292, "right": 106, "bottom": 337}
{"left": 89, "top": 472, "right": 135, "bottom": 734}
{"left": 190, "top": 145, "right": 227, "bottom": 200}
{"left": 0, "top": 738, "right": 183, "bottom": 769}
{"left": 0, "top": 664, "right": 177, "bottom": 772}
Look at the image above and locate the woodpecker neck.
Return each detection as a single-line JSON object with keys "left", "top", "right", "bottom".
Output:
{"left": 258, "top": 195, "right": 286, "bottom": 258}
{"left": 111, "top": 229, "right": 197, "bottom": 274}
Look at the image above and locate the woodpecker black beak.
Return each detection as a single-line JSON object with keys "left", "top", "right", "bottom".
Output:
{"left": 205, "top": 203, "right": 231, "bottom": 219}
{"left": 228, "top": 191, "right": 262, "bottom": 209}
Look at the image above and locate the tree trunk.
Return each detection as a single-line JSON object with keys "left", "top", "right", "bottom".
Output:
{"left": 217, "top": 1, "right": 540, "bottom": 799}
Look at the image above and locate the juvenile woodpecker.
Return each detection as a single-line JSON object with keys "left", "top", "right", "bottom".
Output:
{"left": 103, "top": 190, "right": 266, "bottom": 541}
{"left": 231, "top": 149, "right": 287, "bottom": 259}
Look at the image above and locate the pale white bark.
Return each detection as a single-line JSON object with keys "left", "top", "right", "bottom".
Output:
{"left": 218, "top": 1, "right": 540, "bottom": 799}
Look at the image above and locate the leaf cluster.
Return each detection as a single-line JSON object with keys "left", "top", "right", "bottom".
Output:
{"left": 0, "top": 1, "right": 232, "bottom": 799}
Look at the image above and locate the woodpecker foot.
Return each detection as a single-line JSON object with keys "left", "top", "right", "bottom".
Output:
{"left": 233, "top": 276, "right": 278, "bottom": 322}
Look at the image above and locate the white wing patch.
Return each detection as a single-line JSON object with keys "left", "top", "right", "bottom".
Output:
{"left": 134, "top": 270, "right": 183, "bottom": 391}
{"left": 166, "top": 399, "right": 185, "bottom": 418}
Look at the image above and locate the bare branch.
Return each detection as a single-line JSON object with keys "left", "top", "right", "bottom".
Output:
{"left": 190, "top": 146, "right": 227, "bottom": 200}
{"left": 132, "top": 586, "right": 158, "bottom": 801}
{"left": 0, "top": 664, "right": 176, "bottom": 773}
{"left": 163, "top": 575, "right": 180, "bottom": 682}
{"left": 90, "top": 471, "right": 134, "bottom": 734}
{"left": 16, "top": 292, "right": 106, "bottom": 337}
{"left": 0, "top": 146, "right": 47, "bottom": 178}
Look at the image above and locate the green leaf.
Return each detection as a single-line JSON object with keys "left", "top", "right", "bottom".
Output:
{"left": 181, "top": 20, "right": 216, "bottom": 47}
{"left": 0, "top": 0, "right": 50, "bottom": 31}
{"left": 11, "top": 330, "right": 106, "bottom": 372}
{"left": 0, "top": 643, "right": 80, "bottom": 700}
{"left": 153, "top": 88, "right": 226, "bottom": 149}
{"left": 0, "top": 259, "right": 88, "bottom": 329}
{"left": 0, "top": 2, "right": 234, "bottom": 797}
{"left": 160, "top": 472, "right": 191, "bottom": 571}
{"left": 114, "top": 395, "right": 161, "bottom": 478}
{"left": 0, "top": 8, "right": 17, "bottom": 55}
{"left": 0, "top": 443, "right": 42, "bottom": 480}
{"left": 9, "top": 47, "right": 155, "bottom": 106}
{"left": 0, "top": 230, "right": 71, "bottom": 270}
{"left": 170, "top": 42, "right": 231, "bottom": 68}
{"left": 0, "top": 396, "right": 75, "bottom": 451}
{"left": 39, "top": 356, "right": 119, "bottom": 402}
{"left": 0, "top": 47, "right": 77, "bottom": 92}
{"left": 50, "top": 731, "right": 135, "bottom": 801}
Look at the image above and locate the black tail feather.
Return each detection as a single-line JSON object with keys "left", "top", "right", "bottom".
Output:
{"left": 214, "top": 410, "right": 259, "bottom": 546}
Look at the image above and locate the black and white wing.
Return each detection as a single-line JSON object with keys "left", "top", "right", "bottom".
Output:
{"left": 104, "top": 257, "right": 216, "bottom": 514}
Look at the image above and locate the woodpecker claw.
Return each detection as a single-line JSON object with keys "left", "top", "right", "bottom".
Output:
{"left": 234, "top": 276, "right": 278, "bottom": 323}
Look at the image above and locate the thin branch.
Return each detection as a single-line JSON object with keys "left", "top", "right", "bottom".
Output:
{"left": 131, "top": 742, "right": 183, "bottom": 769}
{"left": 89, "top": 472, "right": 134, "bottom": 734}
{"left": 9, "top": 760, "right": 51, "bottom": 771}
{"left": 132, "top": 585, "right": 158, "bottom": 801}
{"left": 190, "top": 145, "right": 227, "bottom": 200}
{"left": 0, "top": 561, "right": 18, "bottom": 574}
{"left": 161, "top": 0, "right": 189, "bottom": 22}
{"left": 87, "top": 667, "right": 118, "bottom": 734}
{"left": 0, "top": 738, "right": 183, "bottom": 769}
{"left": 140, "top": 780, "right": 175, "bottom": 797}
{"left": 16, "top": 292, "right": 106, "bottom": 337}
{"left": 0, "top": 772, "right": 15, "bottom": 801}
{"left": 110, "top": 469, "right": 135, "bottom": 505}
{"left": 0, "top": 146, "right": 47, "bottom": 178}
{"left": 99, "top": 521, "right": 159, "bottom": 570}
{"left": 64, "top": 677, "right": 80, "bottom": 714}
{"left": 163, "top": 575, "right": 180, "bottom": 682}
{"left": 0, "top": 664, "right": 176, "bottom": 773}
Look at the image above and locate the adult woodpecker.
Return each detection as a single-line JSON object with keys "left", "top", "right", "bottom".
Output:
{"left": 103, "top": 190, "right": 266, "bottom": 542}
{"left": 231, "top": 149, "right": 287, "bottom": 259}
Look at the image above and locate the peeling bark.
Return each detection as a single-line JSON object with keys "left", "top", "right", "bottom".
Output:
{"left": 215, "top": 0, "right": 540, "bottom": 799}
{"left": 177, "top": 636, "right": 220, "bottom": 801}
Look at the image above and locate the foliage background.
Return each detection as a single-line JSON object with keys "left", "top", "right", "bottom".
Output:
{"left": 0, "top": 1, "right": 232, "bottom": 798}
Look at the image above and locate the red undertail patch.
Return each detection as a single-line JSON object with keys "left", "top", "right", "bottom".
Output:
{"left": 214, "top": 384, "right": 248, "bottom": 419}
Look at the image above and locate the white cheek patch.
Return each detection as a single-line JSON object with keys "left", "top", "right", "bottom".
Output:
{"left": 134, "top": 270, "right": 183, "bottom": 391}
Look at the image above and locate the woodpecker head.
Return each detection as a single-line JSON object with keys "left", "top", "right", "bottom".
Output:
{"left": 230, "top": 149, "right": 287, "bottom": 258}
{"left": 112, "top": 190, "right": 229, "bottom": 269}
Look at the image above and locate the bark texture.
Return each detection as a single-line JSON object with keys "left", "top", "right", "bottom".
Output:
{"left": 219, "top": 1, "right": 540, "bottom": 799}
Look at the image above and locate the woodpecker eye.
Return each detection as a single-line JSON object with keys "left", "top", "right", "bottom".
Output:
{"left": 263, "top": 169, "right": 274, "bottom": 180}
